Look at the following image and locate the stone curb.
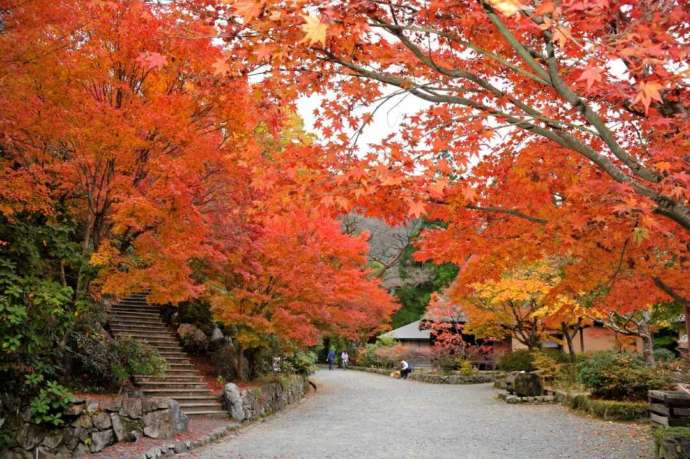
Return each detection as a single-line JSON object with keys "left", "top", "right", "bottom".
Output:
{"left": 130, "top": 423, "right": 240, "bottom": 459}
{"left": 496, "top": 391, "right": 557, "bottom": 404}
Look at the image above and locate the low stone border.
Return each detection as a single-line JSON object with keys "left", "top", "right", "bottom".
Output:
{"left": 350, "top": 366, "right": 501, "bottom": 384}
{"left": 132, "top": 423, "right": 239, "bottom": 459}
{"left": 497, "top": 391, "right": 556, "bottom": 404}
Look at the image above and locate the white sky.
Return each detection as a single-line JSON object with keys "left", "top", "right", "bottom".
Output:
{"left": 296, "top": 88, "right": 430, "bottom": 154}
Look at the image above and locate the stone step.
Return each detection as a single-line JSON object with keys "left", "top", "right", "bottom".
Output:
{"left": 182, "top": 409, "right": 228, "bottom": 418}
{"left": 137, "top": 370, "right": 199, "bottom": 378}
{"left": 112, "top": 333, "right": 179, "bottom": 342}
{"left": 111, "top": 311, "right": 161, "bottom": 318}
{"left": 166, "top": 365, "right": 196, "bottom": 372}
{"left": 112, "top": 303, "right": 157, "bottom": 308}
{"left": 110, "top": 322, "right": 169, "bottom": 330}
{"left": 113, "top": 337, "right": 179, "bottom": 346}
{"left": 137, "top": 380, "right": 206, "bottom": 388}
{"left": 136, "top": 376, "right": 204, "bottom": 384}
{"left": 111, "top": 306, "right": 160, "bottom": 313}
{"left": 111, "top": 329, "right": 177, "bottom": 338}
{"left": 110, "top": 320, "right": 164, "bottom": 327}
{"left": 164, "top": 395, "right": 220, "bottom": 403}
{"left": 110, "top": 305, "right": 161, "bottom": 319}
{"left": 160, "top": 356, "right": 190, "bottom": 361}
{"left": 141, "top": 388, "right": 215, "bottom": 397}
{"left": 111, "top": 312, "right": 161, "bottom": 319}
{"left": 110, "top": 325, "right": 173, "bottom": 334}
{"left": 110, "top": 310, "right": 161, "bottom": 317}
{"left": 177, "top": 402, "right": 225, "bottom": 410}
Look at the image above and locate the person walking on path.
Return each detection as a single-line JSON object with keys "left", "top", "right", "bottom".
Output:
{"left": 327, "top": 348, "right": 336, "bottom": 370}
{"left": 341, "top": 351, "right": 349, "bottom": 369}
{"left": 400, "top": 360, "right": 412, "bottom": 379}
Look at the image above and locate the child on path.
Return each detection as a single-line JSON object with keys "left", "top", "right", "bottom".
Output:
{"left": 341, "top": 351, "right": 349, "bottom": 369}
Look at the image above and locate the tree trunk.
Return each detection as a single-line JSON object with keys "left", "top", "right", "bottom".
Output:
{"left": 561, "top": 322, "right": 577, "bottom": 363}
{"left": 639, "top": 313, "right": 656, "bottom": 367}
{"left": 235, "top": 345, "right": 244, "bottom": 381}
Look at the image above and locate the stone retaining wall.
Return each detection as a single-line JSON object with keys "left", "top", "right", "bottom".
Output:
{"left": 1, "top": 395, "right": 188, "bottom": 458}
{"left": 223, "top": 375, "right": 308, "bottom": 422}
{"left": 350, "top": 366, "right": 500, "bottom": 384}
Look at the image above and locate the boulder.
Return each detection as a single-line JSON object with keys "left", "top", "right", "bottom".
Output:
{"left": 177, "top": 323, "right": 209, "bottom": 351}
{"left": 120, "top": 396, "right": 143, "bottom": 419}
{"left": 513, "top": 372, "right": 543, "bottom": 397}
{"left": 210, "top": 326, "right": 224, "bottom": 343}
{"left": 89, "top": 430, "right": 114, "bottom": 454}
{"left": 92, "top": 411, "right": 112, "bottom": 430}
{"left": 168, "top": 400, "right": 189, "bottom": 433}
{"left": 71, "top": 414, "right": 92, "bottom": 429}
{"left": 62, "top": 427, "right": 81, "bottom": 451}
{"left": 64, "top": 402, "right": 86, "bottom": 417}
{"left": 16, "top": 423, "right": 45, "bottom": 450}
{"left": 223, "top": 383, "right": 245, "bottom": 422}
{"left": 142, "top": 398, "right": 169, "bottom": 412}
{"left": 111, "top": 412, "right": 143, "bottom": 442}
{"left": 142, "top": 410, "right": 174, "bottom": 439}
{"left": 41, "top": 430, "right": 63, "bottom": 450}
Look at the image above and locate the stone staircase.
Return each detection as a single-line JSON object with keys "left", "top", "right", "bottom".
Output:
{"left": 110, "top": 293, "right": 227, "bottom": 418}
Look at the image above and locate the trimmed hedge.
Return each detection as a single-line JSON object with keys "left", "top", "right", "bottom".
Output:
{"left": 563, "top": 393, "right": 648, "bottom": 421}
{"left": 350, "top": 366, "right": 500, "bottom": 384}
{"left": 654, "top": 427, "right": 690, "bottom": 459}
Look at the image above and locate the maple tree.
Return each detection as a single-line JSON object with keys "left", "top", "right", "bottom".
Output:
{"left": 0, "top": 0, "right": 396, "bottom": 366}
{"left": 221, "top": 0, "right": 689, "bottom": 348}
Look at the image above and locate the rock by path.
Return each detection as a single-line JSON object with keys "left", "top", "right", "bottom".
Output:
{"left": 179, "top": 369, "right": 652, "bottom": 459}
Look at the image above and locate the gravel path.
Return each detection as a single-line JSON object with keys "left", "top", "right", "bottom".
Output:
{"left": 180, "top": 369, "right": 652, "bottom": 459}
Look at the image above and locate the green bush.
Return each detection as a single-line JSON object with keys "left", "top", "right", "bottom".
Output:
{"left": 531, "top": 351, "right": 561, "bottom": 383}
{"left": 284, "top": 350, "right": 317, "bottom": 376}
{"left": 111, "top": 337, "right": 167, "bottom": 383}
{"left": 69, "top": 333, "right": 166, "bottom": 388}
{"left": 654, "top": 348, "right": 676, "bottom": 362}
{"left": 29, "top": 381, "right": 74, "bottom": 426}
{"left": 459, "top": 360, "right": 475, "bottom": 376}
{"left": 498, "top": 350, "right": 535, "bottom": 371}
{"left": 577, "top": 351, "right": 670, "bottom": 401}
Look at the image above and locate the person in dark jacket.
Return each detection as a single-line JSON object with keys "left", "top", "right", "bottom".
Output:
{"left": 327, "top": 348, "right": 336, "bottom": 370}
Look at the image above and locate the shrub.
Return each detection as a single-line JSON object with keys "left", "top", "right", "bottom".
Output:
{"left": 69, "top": 333, "right": 166, "bottom": 388}
{"left": 29, "top": 381, "right": 74, "bottom": 426}
{"left": 111, "top": 337, "right": 167, "bottom": 383}
{"left": 431, "top": 347, "right": 458, "bottom": 373}
{"left": 654, "top": 348, "right": 676, "bottom": 362}
{"left": 577, "top": 351, "right": 670, "bottom": 400}
{"left": 284, "top": 351, "right": 317, "bottom": 376}
{"left": 459, "top": 359, "right": 475, "bottom": 376}
{"left": 497, "top": 350, "right": 535, "bottom": 371}
{"left": 531, "top": 351, "right": 562, "bottom": 383}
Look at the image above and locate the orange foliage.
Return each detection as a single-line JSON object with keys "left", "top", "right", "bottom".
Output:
{"left": 223, "top": 0, "right": 689, "bottom": 333}
{"left": 0, "top": 0, "right": 396, "bottom": 349}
